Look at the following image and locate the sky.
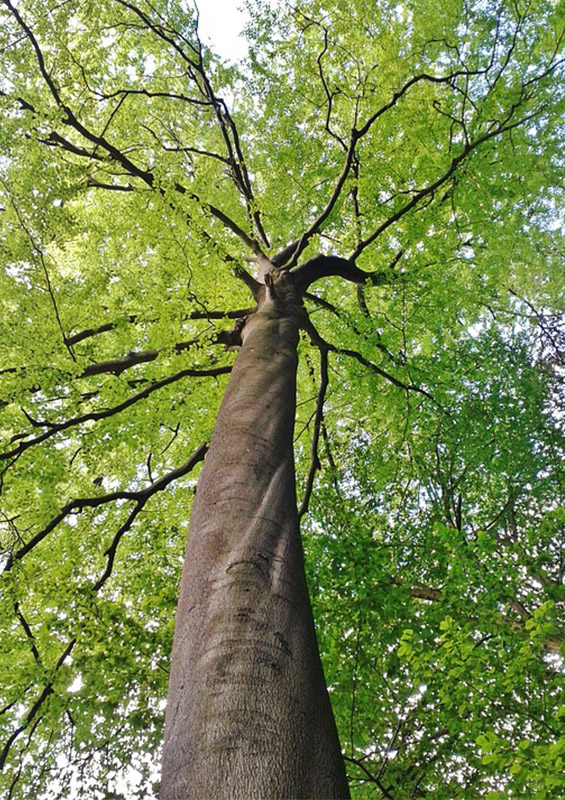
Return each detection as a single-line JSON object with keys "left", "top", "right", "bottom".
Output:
{"left": 196, "top": 0, "right": 250, "bottom": 62}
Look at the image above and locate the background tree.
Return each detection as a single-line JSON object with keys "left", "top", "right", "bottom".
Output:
{"left": 0, "top": 0, "right": 563, "bottom": 798}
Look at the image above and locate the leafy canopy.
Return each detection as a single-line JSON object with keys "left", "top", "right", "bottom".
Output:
{"left": 0, "top": 0, "right": 563, "bottom": 797}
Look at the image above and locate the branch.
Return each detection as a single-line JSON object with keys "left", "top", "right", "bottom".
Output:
{"left": 3, "top": 187, "right": 76, "bottom": 362}
{"left": 85, "top": 177, "right": 133, "bottom": 192}
{"left": 300, "top": 304, "right": 439, "bottom": 406}
{"left": 65, "top": 306, "right": 253, "bottom": 346}
{"left": 291, "top": 252, "right": 401, "bottom": 292}
{"left": 92, "top": 442, "right": 207, "bottom": 590}
{"left": 3, "top": 337, "right": 206, "bottom": 387}
{"left": 232, "top": 263, "right": 262, "bottom": 296}
{"left": 140, "top": 122, "right": 229, "bottom": 164}
{"left": 78, "top": 337, "right": 203, "bottom": 378}
{"left": 304, "top": 290, "right": 397, "bottom": 363}
{"left": 3, "top": 1, "right": 264, "bottom": 256}
{"left": 282, "top": 135, "right": 358, "bottom": 267}
{"left": 508, "top": 289, "right": 565, "bottom": 365}
{"left": 114, "top": 0, "right": 270, "bottom": 248}
{"left": 343, "top": 755, "right": 396, "bottom": 798}
{"left": 96, "top": 87, "right": 212, "bottom": 107}
{"left": 14, "top": 602, "right": 41, "bottom": 664}
{"left": 350, "top": 105, "right": 546, "bottom": 260}
{"left": 326, "top": 341, "right": 437, "bottom": 404}
{"left": 298, "top": 348, "right": 329, "bottom": 519}
{"left": 281, "top": 64, "right": 491, "bottom": 266}
{"left": 0, "top": 366, "right": 231, "bottom": 463}
{"left": 5, "top": 444, "right": 208, "bottom": 570}
{"left": 0, "top": 638, "right": 76, "bottom": 770}
{"left": 0, "top": 441, "right": 206, "bottom": 770}
{"left": 297, "top": 13, "right": 348, "bottom": 150}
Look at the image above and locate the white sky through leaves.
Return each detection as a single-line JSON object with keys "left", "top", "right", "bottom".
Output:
{"left": 196, "top": 0, "right": 249, "bottom": 61}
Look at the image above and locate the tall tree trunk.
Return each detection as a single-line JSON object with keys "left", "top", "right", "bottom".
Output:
{"left": 160, "top": 272, "right": 350, "bottom": 799}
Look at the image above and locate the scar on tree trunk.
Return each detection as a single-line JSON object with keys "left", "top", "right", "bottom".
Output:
{"left": 160, "top": 268, "right": 350, "bottom": 799}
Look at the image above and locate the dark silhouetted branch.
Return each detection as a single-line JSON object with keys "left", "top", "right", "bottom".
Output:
{"left": 65, "top": 307, "right": 253, "bottom": 346}
{"left": 6, "top": 444, "right": 208, "bottom": 569}
{"left": 92, "top": 442, "right": 207, "bottom": 591}
{"left": 0, "top": 638, "right": 76, "bottom": 770}
{"left": 4, "top": 0, "right": 265, "bottom": 256}
{"left": 292, "top": 253, "right": 400, "bottom": 291}
{"left": 299, "top": 348, "right": 329, "bottom": 520}
{"left": 0, "top": 366, "right": 231, "bottom": 463}
{"left": 350, "top": 106, "right": 546, "bottom": 260}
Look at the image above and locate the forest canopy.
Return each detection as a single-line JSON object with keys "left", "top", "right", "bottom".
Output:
{"left": 0, "top": 0, "right": 563, "bottom": 797}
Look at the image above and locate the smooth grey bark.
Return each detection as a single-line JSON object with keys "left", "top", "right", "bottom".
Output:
{"left": 161, "top": 271, "right": 350, "bottom": 799}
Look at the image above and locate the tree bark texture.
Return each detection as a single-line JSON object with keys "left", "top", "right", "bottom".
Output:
{"left": 161, "top": 272, "right": 350, "bottom": 799}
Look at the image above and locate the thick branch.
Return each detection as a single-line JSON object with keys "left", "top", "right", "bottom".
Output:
{"left": 1, "top": 337, "right": 205, "bottom": 385}
{"left": 292, "top": 253, "right": 400, "bottom": 292}
{"left": 79, "top": 337, "right": 201, "bottom": 378}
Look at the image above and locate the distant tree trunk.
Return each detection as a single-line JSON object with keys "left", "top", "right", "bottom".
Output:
{"left": 160, "top": 271, "right": 350, "bottom": 799}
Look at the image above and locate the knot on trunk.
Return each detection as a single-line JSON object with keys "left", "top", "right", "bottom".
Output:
{"left": 256, "top": 269, "right": 302, "bottom": 321}
{"left": 216, "top": 317, "right": 247, "bottom": 350}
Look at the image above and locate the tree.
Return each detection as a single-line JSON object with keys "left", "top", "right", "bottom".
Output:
{"left": 0, "top": 0, "right": 563, "bottom": 797}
